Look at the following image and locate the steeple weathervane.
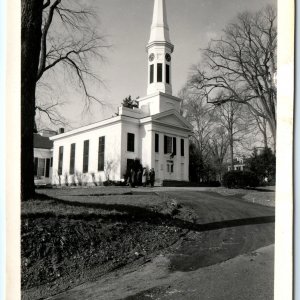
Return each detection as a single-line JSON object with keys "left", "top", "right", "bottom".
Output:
{"left": 146, "top": 0, "right": 174, "bottom": 96}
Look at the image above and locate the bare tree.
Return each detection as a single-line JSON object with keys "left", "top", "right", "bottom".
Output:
{"left": 250, "top": 110, "right": 273, "bottom": 149}
{"left": 207, "top": 127, "right": 229, "bottom": 181}
{"left": 213, "top": 98, "right": 254, "bottom": 170}
{"left": 180, "top": 87, "right": 214, "bottom": 164}
{"left": 21, "top": 0, "right": 109, "bottom": 200}
{"left": 189, "top": 6, "right": 277, "bottom": 148}
{"left": 21, "top": 0, "right": 44, "bottom": 200}
{"left": 36, "top": 0, "right": 109, "bottom": 122}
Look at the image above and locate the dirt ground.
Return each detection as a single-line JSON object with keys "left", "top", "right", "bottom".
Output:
{"left": 21, "top": 190, "right": 192, "bottom": 300}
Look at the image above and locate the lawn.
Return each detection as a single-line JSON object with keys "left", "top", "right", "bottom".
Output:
{"left": 208, "top": 186, "right": 275, "bottom": 207}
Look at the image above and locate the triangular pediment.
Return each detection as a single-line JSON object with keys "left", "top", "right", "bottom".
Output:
{"left": 150, "top": 110, "right": 193, "bottom": 131}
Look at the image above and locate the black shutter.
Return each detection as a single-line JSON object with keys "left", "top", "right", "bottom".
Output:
{"left": 181, "top": 139, "right": 184, "bottom": 156}
{"left": 83, "top": 140, "right": 89, "bottom": 173}
{"left": 155, "top": 133, "right": 159, "bottom": 153}
{"left": 173, "top": 137, "right": 177, "bottom": 155}
{"left": 58, "top": 146, "right": 64, "bottom": 175}
{"left": 150, "top": 64, "right": 154, "bottom": 83}
{"left": 164, "top": 135, "right": 167, "bottom": 154}
{"left": 45, "top": 158, "right": 50, "bottom": 178}
{"left": 98, "top": 136, "right": 105, "bottom": 171}
{"left": 166, "top": 64, "right": 170, "bottom": 84}
{"left": 70, "top": 143, "right": 76, "bottom": 174}
{"left": 157, "top": 63, "right": 162, "bottom": 82}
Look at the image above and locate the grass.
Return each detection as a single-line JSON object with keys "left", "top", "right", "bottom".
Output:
{"left": 208, "top": 186, "right": 275, "bottom": 207}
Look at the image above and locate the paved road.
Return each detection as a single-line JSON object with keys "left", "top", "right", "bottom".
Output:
{"left": 158, "top": 190, "right": 274, "bottom": 272}
{"left": 48, "top": 190, "right": 275, "bottom": 300}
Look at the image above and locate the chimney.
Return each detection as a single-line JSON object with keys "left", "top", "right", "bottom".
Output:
{"left": 40, "top": 129, "right": 57, "bottom": 137}
{"left": 58, "top": 128, "right": 65, "bottom": 134}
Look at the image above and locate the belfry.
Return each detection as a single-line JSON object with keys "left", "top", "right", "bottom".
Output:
{"left": 147, "top": 0, "right": 174, "bottom": 95}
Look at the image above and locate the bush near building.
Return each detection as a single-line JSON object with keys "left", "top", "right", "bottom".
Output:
{"left": 223, "top": 170, "right": 259, "bottom": 188}
{"left": 247, "top": 148, "right": 276, "bottom": 185}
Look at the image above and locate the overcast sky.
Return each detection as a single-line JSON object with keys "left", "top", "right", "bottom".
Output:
{"left": 41, "top": 0, "right": 276, "bottom": 130}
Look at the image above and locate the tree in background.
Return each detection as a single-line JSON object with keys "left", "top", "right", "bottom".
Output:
{"left": 122, "top": 95, "right": 139, "bottom": 109}
{"left": 180, "top": 87, "right": 215, "bottom": 182}
{"left": 189, "top": 6, "right": 277, "bottom": 148}
{"left": 213, "top": 98, "right": 254, "bottom": 170}
{"left": 207, "top": 127, "right": 230, "bottom": 181}
{"left": 247, "top": 147, "right": 276, "bottom": 184}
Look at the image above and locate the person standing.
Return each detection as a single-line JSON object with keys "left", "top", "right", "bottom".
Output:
{"left": 142, "top": 168, "right": 148, "bottom": 187}
{"left": 149, "top": 168, "right": 155, "bottom": 187}
{"left": 137, "top": 168, "right": 142, "bottom": 186}
{"left": 130, "top": 168, "right": 136, "bottom": 188}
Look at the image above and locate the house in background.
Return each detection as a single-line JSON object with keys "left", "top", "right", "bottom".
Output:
{"left": 50, "top": 0, "right": 193, "bottom": 186}
{"left": 33, "top": 130, "right": 56, "bottom": 186}
{"left": 227, "top": 157, "right": 246, "bottom": 172}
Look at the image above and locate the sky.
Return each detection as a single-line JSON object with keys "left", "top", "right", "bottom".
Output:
{"left": 40, "top": 0, "right": 276, "bottom": 130}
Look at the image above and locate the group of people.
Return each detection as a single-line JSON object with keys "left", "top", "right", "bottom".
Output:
{"left": 128, "top": 167, "right": 155, "bottom": 188}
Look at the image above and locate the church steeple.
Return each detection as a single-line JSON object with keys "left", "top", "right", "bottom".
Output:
{"left": 146, "top": 0, "right": 174, "bottom": 96}
{"left": 148, "top": 0, "right": 171, "bottom": 45}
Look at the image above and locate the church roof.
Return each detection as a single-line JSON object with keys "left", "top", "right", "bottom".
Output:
{"left": 34, "top": 133, "right": 53, "bottom": 149}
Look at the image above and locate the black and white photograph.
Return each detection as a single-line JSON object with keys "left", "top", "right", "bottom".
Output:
{"left": 4, "top": 0, "right": 294, "bottom": 298}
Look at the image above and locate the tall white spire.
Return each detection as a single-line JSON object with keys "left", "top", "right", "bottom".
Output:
{"left": 148, "top": 0, "right": 171, "bottom": 45}
{"left": 146, "top": 0, "right": 174, "bottom": 96}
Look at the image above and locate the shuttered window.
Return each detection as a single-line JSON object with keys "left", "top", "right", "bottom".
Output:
{"left": 98, "top": 136, "right": 105, "bottom": 171}
{"left": 173, "top": 137, "right": 177, "bottom": 155}
{"left": 45, "top": 158, "right": 50, "bottom": 178}
{"left": 155, "top": 133, "right": 159, "bottom": 153}
{"left": 164, "top": 135, "right": 172, "bottom": 154}
{"left": 181, "top": 139, "right": 184, "bottom": 156}
{"left": 150, "top": 64, "right": 154, "bottom": 84}
{"left": 166, "top": 64, "right": 170, "bottom": 84}
{"left": 58, "top": 146, "right": 64, "bottom": 175}
{"left": 69, "top": 143, "right": 76, "bottom": 174}
{"left": 83, "top": 140, "right": 89, "bottom": 173}
{"left": 157, "top": 63, "right": 162, "bottom": 82}
{"left": 127, "top": 133, "right": 135, "bottom": 152}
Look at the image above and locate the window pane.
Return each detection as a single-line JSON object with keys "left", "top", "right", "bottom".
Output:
{"left": 164, "top": 135, "right": 172, "bottom": 154}
{"left": 166, "top": 64, "right": 170, "bottom": 84}
{"left": 37, "top": 158, "right": 45, "bottom": 177}
{"left": 83, "top": 140, "right": 89, "bottom": 173}
{"left": 150, "top": 64, "right": 154, "bottom": 84}
{"left": 58, "top": 146, "right": 64, "bottom": 175}
{"left": 70, "top": 143, "right": 76, "bottom": 174}
{"left": 98, "top": 136, "right": 105, "bottom": 171}
{"left": 127, "top": 133, "right": 135, "bottom": 152}
{"left": 155, "top": 133, "right": 159, "bottom": 153}
{"left": 157, "top": 63, "right": 162, "bottom": 82}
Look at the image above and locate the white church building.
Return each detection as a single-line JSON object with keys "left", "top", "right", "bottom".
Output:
{"left": 50, "top": 0, "right": 193, "bottom": 185}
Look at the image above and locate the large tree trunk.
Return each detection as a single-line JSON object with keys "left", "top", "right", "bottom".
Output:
{"left": 21, "top": 0, "right": 43, "bottom": 200}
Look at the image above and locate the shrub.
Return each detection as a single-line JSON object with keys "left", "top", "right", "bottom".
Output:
{"left": 223, "top": 170, "right": 259, "bottom": 188}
